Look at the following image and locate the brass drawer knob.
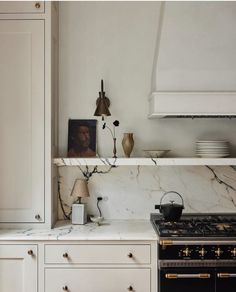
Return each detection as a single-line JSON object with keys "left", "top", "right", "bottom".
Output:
{"left": 35, "top": 2, "right": 41, "bottom": 9}
{"left": 35, "top": 214, "right": 41, "bottom": 221}
{"left": 62, "top": 286, "right": 68, "bottom": 291}
{"left": 28, "top": 250, "right": 34, "bottom": 256}
{"left": 128, "top": 253, "right": 133, "bottom": 258}
{"left": 127, "top": 286, "right": 133, "bottom": 291}
{"left": 63, "top": 253, "right": 68, "bottom": 258}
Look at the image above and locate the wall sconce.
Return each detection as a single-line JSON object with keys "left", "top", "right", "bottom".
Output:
{"left": 94, "top": 79, "right": 111, "bottom": 120}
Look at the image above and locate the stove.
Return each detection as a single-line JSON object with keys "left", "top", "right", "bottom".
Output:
{"left": 151, "top": 213, "right": 236, "bottom": 239}
{"left": 151, "top": 213, "right": 236, "bottom": 292}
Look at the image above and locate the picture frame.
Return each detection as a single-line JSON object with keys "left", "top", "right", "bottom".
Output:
{"left": 67, "top": 119, "right": 97, "bottom": 158}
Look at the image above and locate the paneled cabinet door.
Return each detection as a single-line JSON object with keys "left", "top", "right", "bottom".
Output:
{"left": 0, "top": 20, "right": 45, "bottom": 223}
{"left": 45, "top": 268, "right": 151, "bottom": 292}
{"left": 0, "top": 245, "right": 37, "bottom": 292}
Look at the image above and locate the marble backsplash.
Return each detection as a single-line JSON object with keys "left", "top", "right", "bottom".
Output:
{"left": 58, "top": 165, "right": 236, "bottom": 220}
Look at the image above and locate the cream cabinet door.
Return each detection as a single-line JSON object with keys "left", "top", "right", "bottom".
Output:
{"left": 0, "top": 1, "right": 45, "bottom": 14}
{"left": 45, "top": 244, "right": 151, "bottom": 264}
{"left": 0, "top": 245, "right": 37, "bottom": 292}
{"left": 0, "top": 20, "right": 44, "bottom": 223}
{"left": 45, "top": 268, "right": 151, "bottom": 292}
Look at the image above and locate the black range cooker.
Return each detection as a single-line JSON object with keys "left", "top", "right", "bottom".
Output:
{"left": 151, "top": 213, "right": 236, "bottom": 292}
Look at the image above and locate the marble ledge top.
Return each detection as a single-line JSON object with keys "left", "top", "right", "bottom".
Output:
{"left": 54, "top": 157, "right": 236, "bottom": 166}
{"left": 0, "top": 220, "right": 158, "bottom": 241}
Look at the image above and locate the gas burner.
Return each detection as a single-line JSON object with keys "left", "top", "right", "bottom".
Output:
{"left": 151, "top": 213, "right": 236, "bottom": 238}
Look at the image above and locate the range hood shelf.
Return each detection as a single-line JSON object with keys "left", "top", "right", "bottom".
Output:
{"left": 160, "top": 116, "right": 236, "bottom": 119}
{"left": 149, "top": 92, "right": 236, "bottom": 118}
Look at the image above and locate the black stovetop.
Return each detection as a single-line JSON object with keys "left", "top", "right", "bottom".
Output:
{"left": 151, "top": 213, "right": 236, "bottom": 238}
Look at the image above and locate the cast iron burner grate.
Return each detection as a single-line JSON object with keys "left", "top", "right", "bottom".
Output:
{"left": 151, "top": 213, "right": 236, "bottom": 238}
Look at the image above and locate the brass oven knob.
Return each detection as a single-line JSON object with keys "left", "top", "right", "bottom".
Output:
{"left": 28, "top": 250, "right": 34, "bottom": 256}
{"left": 62, "top": 286, "right": 68, "bottom": 291}
{"left": 215, "top": 247, "right": 223, "bottom": 257}
{"left": 128, "top": 253, "right": 133, "bottom": 258}
{"left": 183, "top": 247, "right": 191, "bottom": 257}
{"left": 199, "top": 247, "right": 206, "bottom": 257}
{"left": 63, "top": 253, "right": 68, "bottom": 258}
{"left": 231, "top": 248, "right": 236, "bottom": 257}
{"left": 127, "top": 286, "right": 133, "bottom": 291}
{"left": 35, "top": 2, "right": 41, "bottom": 9}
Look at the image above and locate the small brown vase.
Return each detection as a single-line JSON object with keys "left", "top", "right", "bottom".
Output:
{"left": 122, "top": 133, "right": 134, "bottom": 158}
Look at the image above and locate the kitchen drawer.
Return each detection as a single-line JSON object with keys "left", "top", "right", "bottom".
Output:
{"left": 45, "top": 268, "right": 151, "bottom": 292}
{"left": 45, "top": 244, "right": 151, "bottom": 264}
{"left": 0, "top": 1, "right": 45, "bottom": 14}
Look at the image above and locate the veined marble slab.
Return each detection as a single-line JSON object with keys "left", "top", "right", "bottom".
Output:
{"left": 58, "top": 165, "right": 236, "bottom": 220}
{"left": 0, "top": 220, "right": 157, "bottom": 241}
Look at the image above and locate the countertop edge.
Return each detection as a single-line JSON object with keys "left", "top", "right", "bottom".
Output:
{"left": 0, "top": 220, "right": 158, "bottom": 242}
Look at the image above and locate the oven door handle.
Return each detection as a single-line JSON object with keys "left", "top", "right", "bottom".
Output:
{"left": 165, "top": 273, "right": 211, "bottom": 279}
{"left": 217, "top": 273, "right": 236, "bottom": 278}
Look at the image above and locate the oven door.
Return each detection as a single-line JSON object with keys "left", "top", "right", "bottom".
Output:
{"left": 160, "top": 268, "right": 215, "bottom": 292}
{"left": 216, "top": 268, "right": 236, "bottom": 292}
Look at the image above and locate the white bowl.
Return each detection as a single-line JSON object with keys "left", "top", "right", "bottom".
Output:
{"left": 90, "top": 216, "right": 104, "bottom": 225}
{"left": 143, "top": 150, "right": 170, "bottom": 158}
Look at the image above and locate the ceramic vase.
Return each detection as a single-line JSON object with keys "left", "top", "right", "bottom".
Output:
{"left": 122, "top": 133, "right": 134, "bottom": 158}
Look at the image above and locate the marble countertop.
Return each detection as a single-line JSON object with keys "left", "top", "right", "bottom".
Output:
{"left": 0, "top": 220, "right": 158, "bottom": 241}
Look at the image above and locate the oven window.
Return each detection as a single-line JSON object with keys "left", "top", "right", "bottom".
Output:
{"left": 160, "top": 268, "right": 215, "bottom": 292}
{"left": 216, "top": 268, "right": 236, "bottom": 292}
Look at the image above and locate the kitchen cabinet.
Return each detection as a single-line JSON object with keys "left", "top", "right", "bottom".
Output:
{"left": 45, "top": 244, "right": 150, "bottom": 264}
{"left": 0, "top": 1, "right": 45, "bottom": 14}
{"left": 45, "top": 268, "right": 151, "bottom": 292}
{"left": 0, "top": 244, "right": 37, "bottom": 292}
{"left": 44, "top": 242, "right": 155, "bottom": 292}
{"left": 0, "top": 223, "right": 157, "bottom": 292}
{"left": 0, "top": 19, "right": 44, "bottom": 223}
{"left": 0, "top": 2, "right": 58, "bottom": 227}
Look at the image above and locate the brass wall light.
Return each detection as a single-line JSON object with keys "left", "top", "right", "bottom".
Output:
{"left": 94, "top": 79, "right": 111, "bottom": 120}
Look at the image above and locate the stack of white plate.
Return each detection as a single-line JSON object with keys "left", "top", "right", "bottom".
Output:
{"left": 196, "top": 140, "right": 230, "bottom": 158}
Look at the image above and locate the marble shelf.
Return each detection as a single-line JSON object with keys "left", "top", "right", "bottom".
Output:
{"left": 53, "top": 157, "right": 236, "bottom": 166}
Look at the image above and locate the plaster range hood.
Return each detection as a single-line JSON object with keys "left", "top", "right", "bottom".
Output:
{"left": 149, "top": 2, "right": 236, "bottom": 118}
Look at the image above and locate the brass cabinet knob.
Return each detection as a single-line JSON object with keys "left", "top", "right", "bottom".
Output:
{"left": 35, "top": 2, "right": 41, "bottom": 9}
{"left": 63, "top": 253, "right": 68, "bottom": 258}
{"left": 62, "top": 286, "right": 68, "bottom": 291}
{"left": 35, "top": 214, "right": 41, "bottom": 221}
{"left": 128, "top": 253, "right": 133, "bottom": 258}
{"left": 127, "top": 286, "right": 133, "bottom": 291}
{"left": 28, "top": 250, "right": 34, "bottom": 256}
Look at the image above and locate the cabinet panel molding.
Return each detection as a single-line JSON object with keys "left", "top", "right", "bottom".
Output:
{"left": 0, "top": 19, "right": 45, "bottom": 223}
{"left": 0, "top": 244, "right": 37, "bottom": 292}
{"left": 45, "top": 244, "right": 151, "bottom": 265}
{"left": 45, "top": 268, "right": 151, "bottom": 292}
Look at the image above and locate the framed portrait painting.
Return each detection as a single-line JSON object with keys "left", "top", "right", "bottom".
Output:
{"left": 67, "top": 119, "right": 97, "bottom": 158}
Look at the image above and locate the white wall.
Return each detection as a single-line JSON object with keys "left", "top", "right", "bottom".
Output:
{"left": 59, "top": 1, "right": 236, "bottom": 158}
